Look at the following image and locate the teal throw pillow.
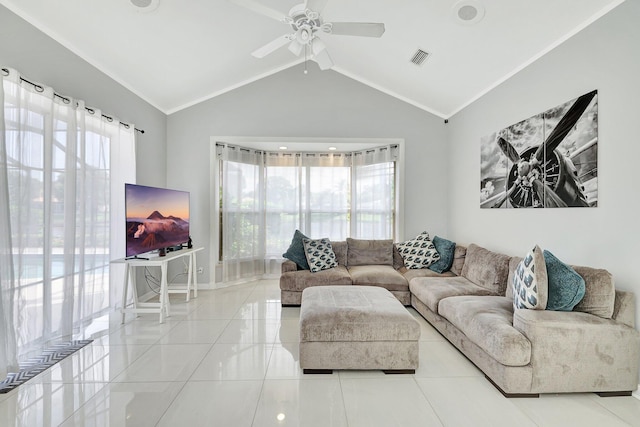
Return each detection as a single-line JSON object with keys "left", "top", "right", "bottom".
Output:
{"left": 543, "top": 250, "right": 586, "bottom": 311}
{"left": 428, "top": 236, "right": 456, "bottom": 274}
{"left": 282, "top": 230, "right": 310, "bottom": 270}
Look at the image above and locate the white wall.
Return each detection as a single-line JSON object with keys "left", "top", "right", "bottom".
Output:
{"left": 0, "top": 5, "right": 167, "bottom": 186}
{"left": 167, "top": 64, "right": 448, "bottom": 283}
{"left": 447, "top": 1, "right": 639, "bottom": 319}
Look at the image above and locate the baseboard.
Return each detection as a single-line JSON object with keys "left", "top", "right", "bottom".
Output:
{"left": 632, "top": 385, "right": 640, "bottom": 400}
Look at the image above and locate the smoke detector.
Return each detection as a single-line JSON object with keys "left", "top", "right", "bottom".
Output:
{"left": 452, "top": 1, "right": 485, "bottom": 25}
{"left": 129, "top": 0, "right": 160, "bottom": 13}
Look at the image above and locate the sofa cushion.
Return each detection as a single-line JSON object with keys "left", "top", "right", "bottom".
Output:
{"left": 409, "top": 276, "right": 494, "bottom": 313}
{"left": 332, "top": 241, "right": 348, "bottom": 266}
{"left": 282, "top": 229, "right": 310, "bottom": 270}
{"left": 460, "top": 244, "right": 511, "bottom": 295}
{"left": 428, "top": 236, "right": 456, "bottom": 274}
{"left": 506, "top": 256, "right": 522, "bottom": 300}
{"left": 347, "top": 238, "right": 394, "bottom": 266}
{"left": 402, "top": 268, "right": 456, "bottom": 283}
{"left": 572, "top": 265, "right": 615, "bottom": 319}
{"left": 348, "top": 265, "right": 408, "bottom": 292}
{"left": 513, "top": 245, "right": 548, "bottom": 310}
{"left": 544, "top": 250, "right": 585, "bottom": 311}
{"left": 450, "top": 245, "right": 467, "bottom": 276}
{"left": 438, "top": 296, "right": 531, "bottom": 367}
{"left": 279, "top": 265, "right": 352, "bottom": 292}
{"left": 392, "top": 244, "right": 405, "bottom": 269}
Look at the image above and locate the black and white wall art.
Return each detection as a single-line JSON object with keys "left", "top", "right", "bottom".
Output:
{"left": 480, "top": 90, "right": 598, "bottom": 209}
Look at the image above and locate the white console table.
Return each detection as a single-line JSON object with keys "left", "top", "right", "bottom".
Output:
{"left": 112, "top": 247, "right": 204, "bottom": 324}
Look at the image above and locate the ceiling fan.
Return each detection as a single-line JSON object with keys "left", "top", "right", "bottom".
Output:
{"left": 232, "top": 0, "right": 385, "bottom": 71}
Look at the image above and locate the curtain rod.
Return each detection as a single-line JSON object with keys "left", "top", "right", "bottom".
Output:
{"left": 2, "top": 68, "right": 145, "bottom": 134}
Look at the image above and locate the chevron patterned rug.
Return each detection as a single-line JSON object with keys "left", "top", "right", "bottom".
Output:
{"left": 0, "top": 339, "right": 93, "bottom": 394}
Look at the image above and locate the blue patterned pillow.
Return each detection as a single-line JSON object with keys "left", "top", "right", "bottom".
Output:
{"left": 513, "top": 245, "right": 548, "bottom": 310}
{"left": 543, "top": 250, "right": 586, "bottom": 311}
{"left": 282, "top": 230, "right": 310, "bottom": 270}
{"left": 428, "top": 236, "right": 456, "bottom": 274}
{"left": 303, "top": 238, "right": 338, "bottom": 273}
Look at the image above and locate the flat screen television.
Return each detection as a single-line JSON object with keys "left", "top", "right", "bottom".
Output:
{"left": 125, "top": 183, "right": 190, "bottom": 258}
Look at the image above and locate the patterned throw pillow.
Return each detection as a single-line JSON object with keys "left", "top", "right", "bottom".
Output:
{"left": 396, "top": 231, "right": 441, "bottom": 269}
{"left": 512, "top": 245, "right": 548, "bottom": 310}
{"left": 302, "top": 238, "right": 338, "bottom": 273}
{"left": 282, "top": 230, "right": 310, "bottom": 270}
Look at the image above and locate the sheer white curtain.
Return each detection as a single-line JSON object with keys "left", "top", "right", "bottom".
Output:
{"left": 0, "top": 68, "right": 135, "bottom": 378}
{"left": 352, "top": 145, "right": 398, "bottom": 239}
{"left": 217, "top": 144, "right": 265, "bottom": 283}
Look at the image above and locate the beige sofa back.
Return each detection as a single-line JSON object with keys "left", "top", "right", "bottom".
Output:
{"left": 460, "top": 244, "right": 511, "bottom": 295}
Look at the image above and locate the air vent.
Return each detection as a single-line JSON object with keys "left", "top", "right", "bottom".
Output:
{"left": 410, "top": 49, "right": 430, "bottom": 66}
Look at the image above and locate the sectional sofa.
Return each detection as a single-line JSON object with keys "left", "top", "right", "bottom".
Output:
{"left": 279, "top": 239, "right": 640, "bottom": 397}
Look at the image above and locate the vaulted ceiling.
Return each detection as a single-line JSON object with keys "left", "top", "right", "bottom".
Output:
{"left": 0, "top": 0, "right": 624, "bottom": 118}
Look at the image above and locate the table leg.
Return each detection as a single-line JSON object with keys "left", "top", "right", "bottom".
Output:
{"left": 192, "top": 252, "right": 198, "bottom": 299}
{"left": 185, "top": 255, "right": 193, "bottom": 302}
{"left": 160, "top": 263, "right": 170, "bottom": 322}
{"left": 121, "top": 263, "right": 130, "bottom": 324}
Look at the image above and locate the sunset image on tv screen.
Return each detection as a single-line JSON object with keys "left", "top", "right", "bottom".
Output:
{"left": 125, "top": 184, "right": 190, "bottom": 257}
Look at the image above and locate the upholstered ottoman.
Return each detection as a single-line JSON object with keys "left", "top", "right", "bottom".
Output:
{"left": 299, "top": 285, "right": 420, "bottom": 374}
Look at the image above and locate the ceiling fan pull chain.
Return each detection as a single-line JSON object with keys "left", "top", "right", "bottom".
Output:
{"left": 304, "top": 44, "right": 308, "bottom": 74}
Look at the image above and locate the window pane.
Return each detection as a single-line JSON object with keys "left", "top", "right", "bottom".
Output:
{"left": 308, "top": 166, "right": 350, "bottom": 240}
{"left": 353, "top": 162, "right": 395, "bottom": 239}
{"left": 265, "top": 166, "right": 301, "bottom": 256}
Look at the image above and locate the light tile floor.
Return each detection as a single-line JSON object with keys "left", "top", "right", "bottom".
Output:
{"left": 2, "top": 279, "right": 640, "bottom": 426}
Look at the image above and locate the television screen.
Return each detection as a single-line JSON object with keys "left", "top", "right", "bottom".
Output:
{"left": 125, "top": 183, "right": 190, "bottom": 258}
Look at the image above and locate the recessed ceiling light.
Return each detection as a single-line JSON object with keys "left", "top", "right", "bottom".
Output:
{"left": 129, "top": 0, "right": 160, "bottom": 13}
{"left": 328, "top": 146, "right": 337, "bottom": 151}
{"left": 452, "top": 1, "right": 485, "bottom": 25}
{"left": 279, "top": 146, "right": 288, "bottom": 150}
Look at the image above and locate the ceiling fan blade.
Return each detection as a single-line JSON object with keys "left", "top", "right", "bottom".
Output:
{"left": 231, "top": 0, "right": 288, "bottom": 21}
{"left": 497, "top": 137, "right": 521, "bottom": 164}
{"left": 312, "top": 46, "right": 334, "bottom": 70}
{"left": 534, "top": 90, "right": 597, "bottom": 162}
{"left": 326, "top": 22, "right": 385, "bottom": 37}
{"left": 305, "top": 0, "right": 328, "bottom": 13}
{"left": 288, "top": 40, "right": 304, "bottom": 56}
{"left": 532, "top": 179, "right": 567, "bottom": 208}
{"left": 251, "top": 35, "right": 291, "bottom": 58}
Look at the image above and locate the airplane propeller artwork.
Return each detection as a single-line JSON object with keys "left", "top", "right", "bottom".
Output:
{"left": 491, "top": 90, "right": 597, "bottom": 208}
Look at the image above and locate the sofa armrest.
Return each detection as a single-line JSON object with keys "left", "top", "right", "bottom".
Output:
{"left": 513, "top": 309, "right": 640, "bottom": 393}
{"left": 613, "top": 290, "right": 636, "bottom": 328}
{"left": 281, "top": 259, "right": 298, "bottom": 274}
